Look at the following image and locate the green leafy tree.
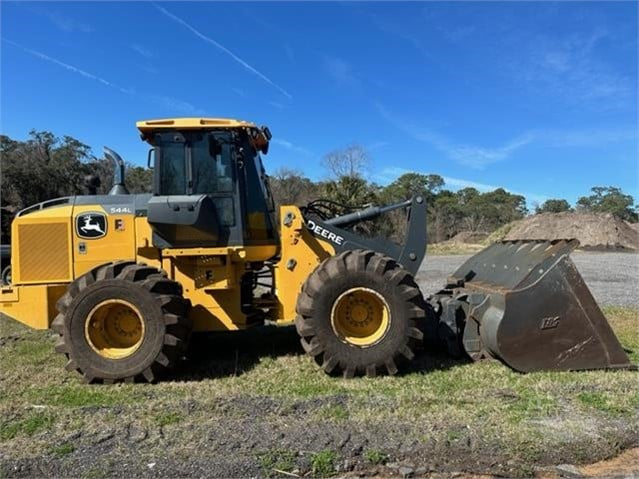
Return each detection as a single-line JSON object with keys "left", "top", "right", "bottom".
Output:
{"left": 442, "top": 187, "right": 527, "bottom": 235}
{"left": 378, "top": 173, "right": 444, "bottom": 242}
{"left": 535, "top": 199, "right": 572, "bottom": 214}
{"left": 125, "top": 166, "right": 153, "bottom": 193}
{"left": 430, "top": 190, "right": 465, "bottom": 242}
{"left": 479, "top": 188, "right": 527, "bottom": 227}
{"left": 1, "top": 131, "right": 92, "bottom": 210}
{"left": 0, "top": 131, "right": 153, "bottom": 240}
{"left": 320, "top": 175, "right": 378, "bottom": 207}
{"left": 381, "top": 172, "right": 444, "bottom": 203}
{"left": 576, "top": 186, "right": 638, "bottom": 222}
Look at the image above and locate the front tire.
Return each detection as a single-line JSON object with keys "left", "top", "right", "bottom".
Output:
{"left": 51, "top": 262, "right": 191, "bottom": 383}
{"left": 295, "top": 250, "right": 426, "bottom": 378}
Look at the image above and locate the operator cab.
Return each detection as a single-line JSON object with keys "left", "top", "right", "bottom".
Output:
{"left": 138, "top": 118, "right": 276, "bottom": 249}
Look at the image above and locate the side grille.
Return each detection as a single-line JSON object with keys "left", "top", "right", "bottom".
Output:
{"left": 17, "top": 223, "right": 70, "bottom": 282}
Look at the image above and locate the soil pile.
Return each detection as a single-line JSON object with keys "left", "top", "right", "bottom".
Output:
{"left": 448, "top": 231, "right": 490, "bottom": 244}
{"left": 504, "top": 212, "right": 639, "bottom": 251}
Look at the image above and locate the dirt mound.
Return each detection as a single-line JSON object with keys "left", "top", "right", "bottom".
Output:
{"left": 449, "top": 231, "right": 490, "bottom": 244}
{"left": 504, "top": 212, "right": 639, "bottom": 251}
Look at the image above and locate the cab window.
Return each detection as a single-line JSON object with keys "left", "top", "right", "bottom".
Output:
{"left": 159, "top": 141, "right": 186, "bottom": 195}
{"left": 191, "top": 134, "right": 234, "bottom": 194}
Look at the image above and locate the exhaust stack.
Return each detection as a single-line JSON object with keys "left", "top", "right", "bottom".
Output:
{"left": 104, "top": 146, "right": 129, "bottom": 195}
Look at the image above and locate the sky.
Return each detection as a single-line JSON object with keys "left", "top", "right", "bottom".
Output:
{"left": 1, "top": 1, "right": 637, "bottom": 208}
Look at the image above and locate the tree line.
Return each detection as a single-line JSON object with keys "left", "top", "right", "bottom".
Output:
{"left": 1, "top": 131, "right": 636, "bottom": 244}
{"left": 1, "top": 131, "right": 152, "bottom": 241}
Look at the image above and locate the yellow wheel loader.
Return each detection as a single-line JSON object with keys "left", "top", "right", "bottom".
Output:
{"left": 0, "top": 117, "right": 632, "bottom": 383}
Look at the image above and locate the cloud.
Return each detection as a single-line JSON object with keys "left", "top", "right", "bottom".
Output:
{"left": 509, "top": 29, "right": 632, "bottom": 108}
{"left": 323, "top": 55, "right": 359, "bottom": 87}
{"left": 37, "top": 8, "right": 93, "bottom": 33}
{"left": 443, "top": 135, "right": 534, "bottom": 169}
{"left": 376, "top": 103, "right": 636, "bottom": 170}
{"left": 284, "top": 45, "right": 295, "bottom": 63}
{"left": 4, "top": 39, "right": 131, "bottom": 94}
{"left": 368, "top": 141, "right": 390, "bottom": 152}
{"left": 271, "top": 139, "right": 313, "bottom": 157}
{"left": 131, "top": 44, "right": 154, "bottom": 59}
{"left": 269, "top": 101, "right": 285, "bottom": 110}
{"left": 153, "top": 3, "right": 292, "bottom": 100}
{"left": 4, "top": 39, "right": 201, "bottom": 116}
{"left": 147, "top": 95, "right": 205, "bottom": 115}
{"left": 232, "top": 88, "right": 248, "bottom": 98}
{"left": 539, "top": 127, "right": 637, "bottom": 148}
{"left": 369, "top": 14, "right": 431, "bottom": 59}
{"left": 376, "top": 103, "right": 533, "bottom": 169}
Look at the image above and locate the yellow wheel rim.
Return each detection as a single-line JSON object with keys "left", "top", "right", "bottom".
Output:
{"left": 84, "top": 299, "right": 145, "bottom": 360}
{"left": 330, "top": 287, "right": 391, "bottom": 347}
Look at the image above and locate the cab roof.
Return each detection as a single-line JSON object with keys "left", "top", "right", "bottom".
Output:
{"left": 136, "top": 117, "right": 270, "bottom": 152}
{"left": 136, "top": 117, "right": 258, "bottom": 133}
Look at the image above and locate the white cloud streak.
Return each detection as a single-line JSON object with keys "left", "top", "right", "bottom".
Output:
{"left": 147, "top": 95, "right": 205, "bottom": 116}
{"left": 232, "top": 88, "right": 248, "bottom": 98}
{"left": 269, "top": 101, "right": 285, "bottom": 110}
{"left": 376, "top": 103, "right": 533, "bottom": 169}
{"left": 323, "top": 55, "right": 359, "bottom": 87}
{"left": 4, "top": 38, "right": 132, "bottom": 95}
{"left": 271, "top": 139, "right": 313, "bottom": 157}
{"left": 131, "top": 44, "right": 155, "bottom": 59}
{"left": 518, "top": 30, "right": 632, "bottom": 107}
{"left": 376, "top": 103, "right": 637, "bottom": 169}
{"left": 33, "top": 7, "right": 94, "bottom": 33}
{"left": 153, "top": 3, "right": 292, "bottom": 100}
{"left": 4, "top": 39, "right": 202, "bottom": 115}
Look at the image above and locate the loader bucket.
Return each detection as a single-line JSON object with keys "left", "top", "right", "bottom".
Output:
{"left": 436, "top": 240, "right": 633, "bottom": 372}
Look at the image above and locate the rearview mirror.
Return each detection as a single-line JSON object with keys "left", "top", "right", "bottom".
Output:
{"left": 208, "top": 136, "right": 222, "bottom": 157}
{"left": 261, "top": 126, "right": 272, "bottom": 140}
{"left": 147, "top": 148, "right": 155, "bottom": 168}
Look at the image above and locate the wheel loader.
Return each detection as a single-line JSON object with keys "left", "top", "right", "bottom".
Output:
{"left": 0, "top": 117, "right": 632, "bottom": 383}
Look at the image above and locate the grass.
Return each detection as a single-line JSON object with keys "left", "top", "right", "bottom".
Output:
{"left": 364, "top": 449, "right": 387, "bottom": 465}
{"left": 49, "top": 442, "right": 75, "bottom": 456}
{"left": 483, "top": 222, "right": 518, "bottom": 244}
{"left": 427, "top": 242, "right": 485, "bottom": 255}
{"left": 256, "top": 449, "right": 297, "bottom": 477}
{"left": 154, "top": 412, "right": 183, "bottom": 427}
{"left": 577, "top": 391, "right": 637, "bottom": 416}
{"left": 24, "top": 384, "right": 139, "bottom": 408}
{"left": 310, "top": 450, "right": 337, "bottom": 477}
{"left": 0, "top": 413, "right": 54, "bottom": 441}
{"left": 317, "top": 404, "right": 349, "bottom": 421}
{"left": 427, "top": 221, "right": 520, "bottom": 255}
{"left": 0, "top": 306, "right": 637, "bottom": 476}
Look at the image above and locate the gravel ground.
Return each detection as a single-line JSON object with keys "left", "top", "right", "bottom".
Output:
{"left": 417, "top": 251, "right": 639, "bottom": 307}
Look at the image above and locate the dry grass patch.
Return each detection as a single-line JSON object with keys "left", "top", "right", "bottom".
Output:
{"left": 0, "top": 306, "right": 637, "bottom": 477}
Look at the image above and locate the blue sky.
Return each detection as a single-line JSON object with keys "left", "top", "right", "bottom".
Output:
{"left": 2, "top": 1, "right": 637, "bottom": 207}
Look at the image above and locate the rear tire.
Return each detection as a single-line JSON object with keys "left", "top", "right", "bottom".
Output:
{"left": 51, "top": 261, "right": 191, "bottom": 383}
{"left": 295, "top": 250, "right": 426, "bottom": 378}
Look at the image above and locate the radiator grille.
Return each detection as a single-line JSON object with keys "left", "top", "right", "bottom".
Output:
{"left": 18, "top": 223, "right": 70, "bottom": 282}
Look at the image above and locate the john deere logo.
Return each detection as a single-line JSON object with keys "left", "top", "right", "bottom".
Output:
{"left": 76, "top": 212, "right": 107, "bottom": 239}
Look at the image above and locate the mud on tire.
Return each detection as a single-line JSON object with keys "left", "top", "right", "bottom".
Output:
{"left": 51, "top": 261, "right": 192, "bottom": 383}
{"left": 295, "top": 250, "right": 426, "bottom": 378}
